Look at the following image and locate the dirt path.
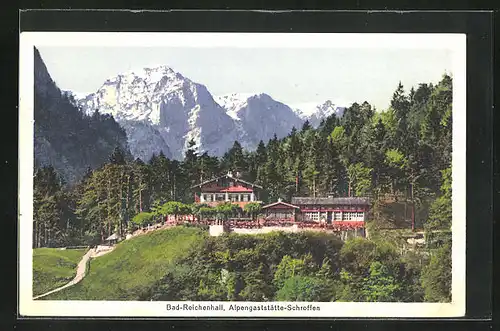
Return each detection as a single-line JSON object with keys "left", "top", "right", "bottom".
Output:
{"left": 33, "top": 225, "right": 167, "bottom": 300}
{"left": 33, "top": 246, "right": 114, "bottom": 300}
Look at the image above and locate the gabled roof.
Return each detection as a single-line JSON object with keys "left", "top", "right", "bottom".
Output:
{"left": 190, "top": 174, "right": 263, "bottom": 189}
{"left": 291, "top": 197, "right": 371, "bottom": 206}
{"left": 262, "top": 200, "right": 300, "bottom": 209}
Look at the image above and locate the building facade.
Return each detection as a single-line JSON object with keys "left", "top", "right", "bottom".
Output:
{"left": 261, "top": 199, "right": 300, "bottom": 222}
{"left": 291, "top": 196, "right": 370, "bottom": 224}
{"left": 191, "top": 172, "right": 263, "bottom": 208}
{"left": 191, "top": 173, "right": 370, "bottom": 234}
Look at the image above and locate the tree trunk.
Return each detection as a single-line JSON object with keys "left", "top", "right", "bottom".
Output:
{"left": 119, "top": 172, "right": 123, "bottom": 237}
{"left": 411, "top": 181, "right": 415, "bottom": 231}
{"left": 404, "top": 186, "right": 408, "bottom": 224}
{"left": 38, "top": 221, "right": 41, "bottom": 248}
{"left": 34, "top": 219, "right": 38, "bottom": 248}
{"left": 100, "top": 221, "right": 104, "bottom": 243}
{"left": 139, "top": 182, "right": 143, "bottom": 213}
{"left": 296, "top": 171, "right": 299, "bottom": 193}
{"left": 173, "top": 175, "right": 176, "bottom": 200}
{"left": 107, "top": 176, "right": 111, "bottom": 239}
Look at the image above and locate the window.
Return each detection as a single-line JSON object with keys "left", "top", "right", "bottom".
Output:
{"left": 305, "top": 212, "right": 319, "bottom": 221}
{"left": 216, "top": 194, "right": 225, "bottom": 201}
{"left": 229, "top": 181, "right": 234, "bottom": 187}
{"left": 334, "top": 212, "right": 342, "bottom": 221}
{"left": 343, "top": 212, "right": 352, "bottom": 221}
{"left": 242, "top": 194, "right": 249, "bottom": 202}
{"left": 230, "top": 194, "right": 237, "bottom": 202}
{"left": 357, "top": 212, "right": 364, "bottom": 219}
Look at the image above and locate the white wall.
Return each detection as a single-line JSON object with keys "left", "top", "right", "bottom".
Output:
{"left": 209, "top": 225, "right": 226, "bottom": 236}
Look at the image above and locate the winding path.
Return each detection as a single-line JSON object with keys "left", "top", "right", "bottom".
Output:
{"left": 33, "top": 226, "right": 165, "bottom": 300}
{"left": 33, "top": 246, "right": 114, "bottom": 300}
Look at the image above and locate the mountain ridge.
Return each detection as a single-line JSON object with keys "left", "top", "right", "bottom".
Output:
{"left": 70, "top": 64, "right": 346, "bottom": 161}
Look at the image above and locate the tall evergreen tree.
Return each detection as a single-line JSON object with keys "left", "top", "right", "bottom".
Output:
{"left": 301, "top": 120, "right": 312, "bottom": 132}
{"left": 109, "top": 146, "right": 126, "bottom": 165}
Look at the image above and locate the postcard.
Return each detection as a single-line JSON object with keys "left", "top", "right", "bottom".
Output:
{"left": 19, "top": 32, "right": 466, "bottom": 318}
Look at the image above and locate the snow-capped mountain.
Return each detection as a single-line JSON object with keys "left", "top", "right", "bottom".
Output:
{"left": 308, "top": 100, "right": 347, "bottom": 128}
{"left": 214, "top": 93, "right": 256, "bottom": 121}
{"left": 70, "top": 64, "right": 347, "bottom": 161}
{"left": 76, "top": 65, "right": 238, "bottom": 160}
{"left": 291, "top": 100, "right": 348, "bottom": 128}
{"left": 214, "top": 93, "right": 304, "bottom": 150}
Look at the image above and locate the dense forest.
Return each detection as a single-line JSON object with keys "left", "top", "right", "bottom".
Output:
{"left": 33, "top": 75, "right": 453, "bottom": 302}
{"left": 144, "top": 230, "right": 427, "bottom": 302}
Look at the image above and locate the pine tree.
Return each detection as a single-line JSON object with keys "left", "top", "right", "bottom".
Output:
{"left": 303, "top": 134, "right": 323, "bottom": 197}
{"left": 109, "top": 146, "right": 126, "bottom": 165}
{"left": 33, "top": 166, "right": 66, "bottom": 247}
{"left": 182, "top": 139, "right": 200, "bottom": 201}
{"left": 226, "top": 141, "right": 246, "bottom": 174}
{"left": 390, "top": 82, "right": 411, "bottom": 153}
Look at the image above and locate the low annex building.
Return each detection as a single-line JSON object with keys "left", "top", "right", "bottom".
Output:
{"left": 291, "top": 196, "right": 370, "bottom": 224}
{"left": 261, "top": 198, "right": 300, "bottom": 222}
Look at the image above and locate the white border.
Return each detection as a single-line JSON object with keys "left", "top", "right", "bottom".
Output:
{"left": 19, "top": 32, "right": 466, "bottom": 318}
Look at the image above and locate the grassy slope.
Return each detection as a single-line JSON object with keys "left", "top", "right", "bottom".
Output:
{"left": 43, "top": 227, "right": 205, "bottom": 300}
{"left": 33, "top": 248, "right": 88, "bottom": 296}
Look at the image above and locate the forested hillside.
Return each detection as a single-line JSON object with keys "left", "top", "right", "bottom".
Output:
{"left": 42, "top": 227, "right": 449, "bottom": 302}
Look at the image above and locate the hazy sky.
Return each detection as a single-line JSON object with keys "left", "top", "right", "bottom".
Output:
{"left": 38, "top": 46, "right": 452, "bottom": 111}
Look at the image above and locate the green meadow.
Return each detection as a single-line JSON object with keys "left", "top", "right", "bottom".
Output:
{"left": 33, "top": 247, "right": 88, "bottom": 296}
{"left": 43, "top": 227, "right": 205, "bottom": 300}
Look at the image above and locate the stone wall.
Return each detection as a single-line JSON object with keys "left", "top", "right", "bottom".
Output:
{"left": 230, "top": 225, "right": 299, "bottom": 235}
{"left": 209, "top": 224, "right": 365, "bottom": 239}
{"left": 209, "top": 225, "right": 226, "bottom": 236}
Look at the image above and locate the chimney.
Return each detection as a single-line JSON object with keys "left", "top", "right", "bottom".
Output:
{"left": 278, "top": 198, "right": 282, "bottom": 202}
{"left": 227, "top": 171, "right": 233, "bottom": 178}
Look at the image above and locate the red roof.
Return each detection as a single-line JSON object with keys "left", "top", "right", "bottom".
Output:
{"left": 220, "top": 185, "right": 254, "bottom": 192}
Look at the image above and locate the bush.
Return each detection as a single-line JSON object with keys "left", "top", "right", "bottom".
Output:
{"left": 276, "top": 275, "right": 333, "bottom": 302}
{"left": 183, "top": 223, "right": 209, "bottom": 231}
{"left": 132, "top": 212, "right": 155, "bottom": 227}
{"left": 421, "top": 243, "right": 451, "bottom": 302}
